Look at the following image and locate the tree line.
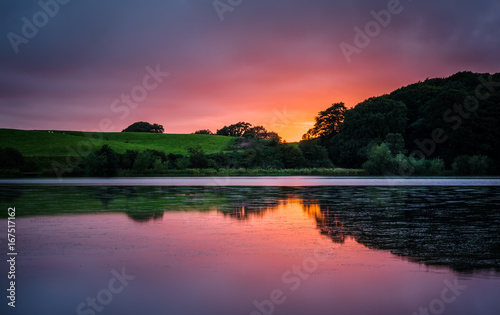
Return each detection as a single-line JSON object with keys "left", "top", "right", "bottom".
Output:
{"left": 1, "top": 71, "right": 497, "bottom": 177}
{"left": 302, "top": 71, "right": 500, "bottom": 175}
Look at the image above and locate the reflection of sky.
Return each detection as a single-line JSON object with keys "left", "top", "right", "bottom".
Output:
{"left": 1, "top": 1, "right": 500, "bottom": 141}
{"left": 2, "top": 200, "right": 499, "bottom": 315}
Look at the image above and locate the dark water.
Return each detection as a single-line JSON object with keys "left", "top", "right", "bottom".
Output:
{"left": 0, "top": 183, "right": 499, "bottom": 314}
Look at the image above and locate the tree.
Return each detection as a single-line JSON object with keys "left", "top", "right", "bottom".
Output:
{"left": 133, "top": 151, "right": 155, "bottom": 172}
{"left": 193, "top": 129, "right": 213, "bottom": 135}
{"left": 84, "top": 145, "right": 119, "bottom": 177}
{"left": 0, "top": 148, "right": 25, "bottom": 170}
{"left": 302, "top": 103, "right": 346, "bottom": 140}
{"left": 279, "top": 144, "right": 306, "bottom": 168}
{"left": 122, "top": 121, "right": 164, "bottom": 133}
{"left": 384, "top": 133, "right": 405, "bottom": 156}
{"left": 120, "top": 150, "right": 139, "bottom": 169}
{"left": 362, "top": 143, "right": 395, "bottom": 175}
{"left": 244, "top": 125, "right": 282, "bottom": 142}
{"left": 151, "top": 123, "right": 164, "bottom": 133}
{"left": 216, "top": 122, "right": 252, "bottom": 137}
{"left": 187, "top": 145, "right": 210, "bottom": 168}
{"left": 452, "top": 155, "right": 490, "bottom": 175}
{"left": 328, "top": 98, "right": 407, "bottom": 168}
{"left": 299, "top": 140, "right": 333, "bottom": 167}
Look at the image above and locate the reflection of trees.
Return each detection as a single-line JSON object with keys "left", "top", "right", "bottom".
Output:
{"left": 299, "top": 186, "right": 500, "bottom": 273}
{"left": 303, "top": 203, "right": 346, "bottom": 243}
{"left": 217, "top": 187, "right": 290, "bottom": 220}
{"left": 0, "top": 185, "right": 23, "bottom": 203}
{"left": 5, "top": 184, "right": 500, "bottom": 273}
{"left": 126, "top": 211, "right": 164, "bottom": 223}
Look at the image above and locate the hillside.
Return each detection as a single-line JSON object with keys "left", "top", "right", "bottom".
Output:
{"left": 324, "top": 71, "right": 500, "bottom": 173}
{"left": 0, "top": 129, "right": 236, "bottom": 156}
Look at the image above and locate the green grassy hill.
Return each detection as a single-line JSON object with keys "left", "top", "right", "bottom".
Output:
{"left": 0, "top": 129, "right": 236, "bottom": 156}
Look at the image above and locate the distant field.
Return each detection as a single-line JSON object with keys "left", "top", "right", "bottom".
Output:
{"left": 0, "top": 129, "right": 237, "bottom": 156}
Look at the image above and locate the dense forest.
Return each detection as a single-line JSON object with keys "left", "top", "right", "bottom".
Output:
{"left": 0, "top": 71, "right": 498, "bottom": 177}
{"left": 305, "top": 71, "right": 500, "bottom": 175}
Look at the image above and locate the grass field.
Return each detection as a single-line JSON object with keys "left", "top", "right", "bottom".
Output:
{"left": 0, "top": 129, "right": 237, "bottom": 156}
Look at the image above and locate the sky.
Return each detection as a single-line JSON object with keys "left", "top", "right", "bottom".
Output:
{"left": 1, "top": 0, "right": 499, "bottom": 142}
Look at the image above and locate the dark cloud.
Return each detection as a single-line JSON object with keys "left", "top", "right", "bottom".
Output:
{"left": 1, "top": 0, "right": 499, "bottom": 139}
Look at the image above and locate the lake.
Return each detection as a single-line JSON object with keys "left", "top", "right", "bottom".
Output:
{"left": 1, "top": 177, "right": 499, "bottom": 315}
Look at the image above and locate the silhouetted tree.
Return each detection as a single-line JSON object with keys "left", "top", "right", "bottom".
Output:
{"left": 84, "top": 145, "right": 119, "bottom": 177}
{"left": 122, "top": 121, "right": 164, "bottom": 133}
{"left": 187, "top": 145, "right": 212, "bottom": 168}
{"left": 216, "top": 122, "right": 252, "bottom": 137}
{"left": 0, "top": 148, "right": 25, "bottom": 169}
{"left": 302, "top": 103, "right": 346, "bottom": 140}
{"left": 279, "top": 144, "right": 306, "bottom": 168}
{"left": 193, "top": 129, "right": 213, "bottom": 135}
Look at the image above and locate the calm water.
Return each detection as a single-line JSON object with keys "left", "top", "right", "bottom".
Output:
{"left": 1, "top": 178, "right": 500, "bottom": 315}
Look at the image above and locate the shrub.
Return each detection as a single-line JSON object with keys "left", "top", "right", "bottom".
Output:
{"left": 153, "top": 158, "right": 169, "bottom": 173}
{"left": 452, "top": 155, "right": 490, "bottom": 175}
{"left": 133, "top": 151, "right": 155, "bottom": 172}
{"left": 175, "top": 157, "right": 190, "bottom": 169}
{"left": 278, "top": 144, "right": 306, "bottom": 168}
{"left": 0, "top": 147, "right": 25, "bottom": 170}
{"left": 84, "top": 145, "right": 119, "bottom": 177}
{"left": 187, "top": 145, "right": 209, "bottom": 168}
{"left": 362, "top": 143, "right": 395, "bottom": 175}
{"left": 193, "top": 129, "right": 213, "bottom": 135}
{"left": 120, "top": 150, "right": 139, "bottom": 169}
{"left": 427, "top": 158, "right": 445, "bottom": 175}
{"left": 299, "top": 140, "right": 333, "bottom": 167}
{"left": 384, "top": 133, "right": 405, "bottom": 155}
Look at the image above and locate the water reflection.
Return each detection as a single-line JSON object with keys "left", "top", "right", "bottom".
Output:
{"left": 301, "top": 187, "right": 500, "bottom": 272}
{"left": 1, "top": 185, "right": 499, "bottom": 272}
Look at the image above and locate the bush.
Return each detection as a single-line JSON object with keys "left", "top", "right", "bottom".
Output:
{"left": 362, "top": 144, "right": 395, "bottom": 175}
{"left": 384, "top": 133, "right": 405, "bottom": 155}
{"left": 193, "top": 129, "right": 213, "bottom": 135}
{"left": 122, "top": 121, "right": 164, "bottom": 133}
{"left": 153, "top": 158, "right": 169, "bottom": 173}
{"left": 84, "top": 145, "right": 119, "bottom": 177}
{"left": 133, "top": 151, "right": 155, "bottom": 172}
{"left": 175, "top": 157, "right": 190, "bottom": 169}
{"left": 427, "top": 158, "right": 445, "bottom": 175}
{"left": 120, "top": 150, "right": 139, "bottom": 169}
{"left": 0, "top": 147, "right": 25, "bottom": 170}
{"left": 452, "top": 155, "right": 490, "bottom": 175}
{"left": 299, "top": 140, "right": 333, "bottom": 167}
{"left": 278, "top": 144, "right": 306, "bottom": 168}
{"left": 187, "top": 145, "right": 210, "bottom": 168}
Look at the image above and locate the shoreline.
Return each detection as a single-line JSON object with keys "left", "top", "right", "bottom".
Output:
{"left": 2, "top": 176, "right": 500, "bottom": 186}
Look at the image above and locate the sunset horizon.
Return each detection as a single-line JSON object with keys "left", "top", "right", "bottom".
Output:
{"left": 2, "top": 1, "right": 499, "bottom": 142}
